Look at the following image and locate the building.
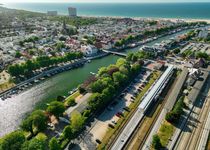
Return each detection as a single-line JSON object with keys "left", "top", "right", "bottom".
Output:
{"left": 198, "top": 29, "right": 208, "bottom": 39}
{"left": 68, "top": 7, "right": 77, "bottom": 17}
{"left": 47, "top": 11, "right": 58, "bottom": 16}
{"left": 80, "top": 45, "right": 98, "bottom": 57}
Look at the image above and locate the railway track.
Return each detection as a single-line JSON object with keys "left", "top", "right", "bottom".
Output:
{"left": 174, "top": 79, "right": 210, "bottom": 150}
{"left": 123, "top": 98, "right": 165, "bottom": 150}
{"left": 123, "top": 72, "right": 177, "bottom": 150}
{"left": 184, "top": 94, "right": 210, "bottom": 150}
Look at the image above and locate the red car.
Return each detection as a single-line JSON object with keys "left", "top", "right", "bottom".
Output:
{"left": 115, "top": 113, "right": 121, "bottom": 117}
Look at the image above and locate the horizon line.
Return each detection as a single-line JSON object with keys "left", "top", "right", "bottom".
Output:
{"left": 3, "top": 2, "right": 210, "bottom": 4}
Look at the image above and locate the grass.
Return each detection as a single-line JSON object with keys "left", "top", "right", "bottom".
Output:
{"left": 97, "top": 71, "right": 161, "bottom": 150}
{"left": 129, "top": 104, "right": 162, "bottom": 149}
{"left": 64, "top": 91, "right": 80, "bottom": 103}
{"left": 0, "top": 82, "right": 15, "bottom": 92}
{"left": 158, "top": 120, "right": 174, "bottom": 147}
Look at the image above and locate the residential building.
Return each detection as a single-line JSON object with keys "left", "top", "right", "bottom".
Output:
{"left": 68, "top": 7, "right": 77, "bottom": 17}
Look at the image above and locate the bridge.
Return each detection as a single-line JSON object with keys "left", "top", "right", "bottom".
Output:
{"left": 102, "top": 50, "right": 127, "bottom": 57}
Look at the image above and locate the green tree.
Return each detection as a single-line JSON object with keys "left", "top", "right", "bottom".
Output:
{"left": 152, "top": 134, "right": 162, "bottom": 149}
{"left": 0, "top": 131, "right": 25, "bottom": 150}
{"left": 15, "top": 51, "right": 22, "bottom": 58}
{"left": 21, "top": 138, "right": 46, "bottom": 150}
{"left": 47, "top": 101, "right": 65, "bottom": 117}
{"left": 20, "top": 110, "right": 47, "bottom": 134}
{"left": 66, "top": 98, "right": 76, "bottom": 107}
{"left": 49, "top": 137, "right": 61, "bottom": 150}
{"left": 63, "top": 126, "right": 74, "bottom": 140}
{"left": 21, "top": 116, "right": 34, "bottom": 135}
{"left": 70, "top": 111, "right": 86, "bottom": 134}
{"left": 113, "top": 71, "right": 128, "bottom": 86}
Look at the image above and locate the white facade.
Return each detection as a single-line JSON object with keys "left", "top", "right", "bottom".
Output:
{"left": 68, "top": 7, "right": 77, "bottom": 17}
{"left": 81, "top": 45, "right": 98, "bottom": 56}
{"left": 198, "top": 30, "right": 208, "bottom": 38}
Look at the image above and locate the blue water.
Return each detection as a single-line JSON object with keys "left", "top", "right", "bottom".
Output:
{"left": 3, "top": 3, "right": 210, "bottom": 19}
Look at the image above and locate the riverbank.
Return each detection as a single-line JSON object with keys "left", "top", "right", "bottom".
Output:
{"left": 0, "top": 59, "right": 87, "bottom": 100}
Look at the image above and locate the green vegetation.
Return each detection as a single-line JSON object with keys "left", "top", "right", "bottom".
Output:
{"left": 98, "top": 71, "right": 160, "bottom": 149}
{"left": 49, "top": 137, "right": 61, "bottom": 150}
{"left": 46, "top": 101, "right": 65, "bottom": 117}
{"left": 0, "top": 131, "right": 25, "bottom": 150}
{"left": 8, "top": 52, "right": 83, "bottom": 78}
{"left": 19, "top": 36, "right": 39, "bottom": 46}
{"left": 152, "top": 134, "right": 162, "bottom": 150}
{"left": 87, "top": 55, "right": 143, "bottom": 114}
{"left": 21, "top": 138, "right": 46, "bottom": 150}
{"left": 157, "top": 121, "right": 174, "bottom": 147}
{"left": 182, "top": 49, "right": 210, "bottom": 61}
{"left": 20, "top": 110, "right": 47, "bottom": 136}
{"left": 49, "top": 16, "right": 98, "bottom": 27}
{"left": 165, "top": 96, "right": 185, "bottom": 124}
{"left": 173, "top": 48, "right": 181, "bottom": 54}
{"left": 114, "top": 22, "right": 206, "bottom": 48}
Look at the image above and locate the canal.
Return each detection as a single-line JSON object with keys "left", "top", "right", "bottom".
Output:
{"left": 0, "top": 29, "right": 191, "bottom": 137}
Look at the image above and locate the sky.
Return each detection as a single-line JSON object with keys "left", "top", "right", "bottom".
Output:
{"left": 1, "top": 0, "right": 210, "bottom": 3}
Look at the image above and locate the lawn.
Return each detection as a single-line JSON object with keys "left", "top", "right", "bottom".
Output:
{"left": 158, "top": 120, "right": 174, "bottom": 147}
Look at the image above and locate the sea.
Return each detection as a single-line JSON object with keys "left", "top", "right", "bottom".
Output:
{"left": 2, "top": 3, "right": 210, "bottom": 19}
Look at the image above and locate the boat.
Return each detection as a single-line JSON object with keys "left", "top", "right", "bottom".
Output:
{"left": 90, "top": 72, "right": 96, "bottom": 75}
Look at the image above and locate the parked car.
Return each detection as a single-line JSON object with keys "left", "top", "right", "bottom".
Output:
{"left": 108, "top": 123, "right": 115, "bottom": 128}
{"left": 111, "top": 120, "right": 117, "bottom": 124}
{"left": 96, "top": 139, "right": 102, "bottom": 144}
{"left": 115, "top": 113, "right": 121, "bottom": 118}
{"left": 123, "top": 107, "right": 130, "bottom": 112}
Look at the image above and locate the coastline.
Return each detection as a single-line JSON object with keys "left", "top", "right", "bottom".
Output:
{"left": 79, "top": 14, "right": 210, "bottom": 24}
{"left": 2, "top": 4, "right": 210, "bottom": 24}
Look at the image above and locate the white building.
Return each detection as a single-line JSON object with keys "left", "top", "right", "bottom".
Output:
{"left": 198, "top": 29, "right": 208, "bottom": 38}
{"left": 68, "top": 7, "right": 77, "bottom": 17}
{"left": 81, "top": 45, "right": 98, "bottom": 57}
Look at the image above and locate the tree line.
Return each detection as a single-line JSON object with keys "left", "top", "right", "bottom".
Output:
{"left": 8, "top": 52, "right": 83, "bottom": 78}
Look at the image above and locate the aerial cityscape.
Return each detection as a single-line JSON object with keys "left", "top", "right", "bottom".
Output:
{"left": 0, "top": 1, "right": 210, "bottom": 150}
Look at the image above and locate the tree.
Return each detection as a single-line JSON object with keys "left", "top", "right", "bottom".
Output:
{"left": 70, "top": 111, "right": 86, "bottom": 134}
{"left": 49, "top": 137, "right": 61, "bottom": 150}
{"left": 21, "top": 116, "right": 34, "bottom": 135}
{"left": 66, "top": 98, "right": 76, "bottom": 107}
{"left": 31, "top": 110, "right": 48, "bottom": 132}
{"left": 173, "top": 48, "right": 180, "bottom": 54}
{"left": 63, "top": 126, "right": 74, "bottom": 140}
{"left": 47, "top": 101, "right": 65, "bottom": 117}
{"left": 152, "top": 134, "right": 162, "bottom": 149}
{"left": 15, "top": 51, "right": 22, "bottom": 58}
{"left": 78, "top": 85, "right": 86, "bottom": 94}
{"left": 21, "top": 110, "right": 47, "bottom": 134}
{"left": 21, "top": 138, "right": 46, "bottom": 150}
{"left": 113, "top": 71, "right": 128, "bottom": 86}
{"left": 0, "top": 131, "right": 25, "bottom": 150}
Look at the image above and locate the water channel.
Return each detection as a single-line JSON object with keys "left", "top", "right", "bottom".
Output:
{"left": 0, "top": 29, "right": 191, "bottom": 137}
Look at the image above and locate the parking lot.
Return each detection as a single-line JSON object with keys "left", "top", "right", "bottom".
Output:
{"left": 79, "top": 68, "right": 152, "bottom": 149}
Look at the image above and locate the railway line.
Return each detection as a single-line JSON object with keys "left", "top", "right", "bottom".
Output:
{"left": 174, "top": 77, "right": 210, "bottom": 150}
{"left": 109, "top": 65, "right": 174, "bottom": 150}
{"left": 123, "top": 68, "right": 178, "bottom": 150}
